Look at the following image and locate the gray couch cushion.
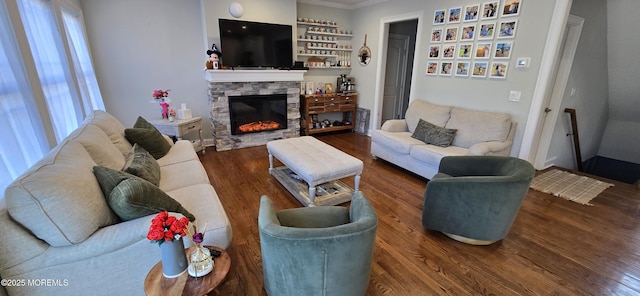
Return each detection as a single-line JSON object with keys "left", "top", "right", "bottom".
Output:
{"left": 93, "top": 166, "right": 195, "bottom": 222}
{"left": 445, "top": 108, "right": 512, "bottom": 148}
{"left": 371, "top": 130, "right": 424, "bottom": 155}
{"left": 123, "top": 144, "right": 161, "bottom": 186}
{"left": 409, "top": 144, "right": 469, "bottom": 167}
{"left": 5, "top": 142, "right": 120, "bottom": 247}
{"left": 404, "top": 100, "right": 451, "bottom": 133}
{"left": 84, "top": 110, "right": 132, "bottom": 156}
{"left": 68, "top": 124, "right": 126, "bottom": 170}
{"left": 411, "top": 119, "right": 457, "bottom": 147}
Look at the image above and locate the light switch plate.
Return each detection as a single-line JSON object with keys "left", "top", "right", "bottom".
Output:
{"left": 509, "top": 91, "right": 521, "bottom": 102}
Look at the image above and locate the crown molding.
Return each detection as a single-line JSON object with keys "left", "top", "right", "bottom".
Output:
{"left": 297, "top": 0, "right": 388, "bottom": 10}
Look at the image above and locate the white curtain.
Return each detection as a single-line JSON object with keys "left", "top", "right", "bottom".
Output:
{"left": 1, "top": 0, "right": 105, "bottom": 196}
{"left": 61, "top": 6, "right": 105, "bottom": 113}
{"left": 17, "top": 0, "right": 83, "bottom": 142}
{"left": 0, "top": 0, "right": 48, "bottom": 196}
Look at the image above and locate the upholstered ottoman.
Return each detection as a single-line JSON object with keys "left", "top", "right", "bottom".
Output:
{"left": 267, "top": 136, "right": 363, "bottom": 206}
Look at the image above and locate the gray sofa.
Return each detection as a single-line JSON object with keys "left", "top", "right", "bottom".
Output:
{"left": 0, "top": 111, "right": 232, "bottom": 296}
{"left": 371, "top": 100, "right": 516, "bottom": 179}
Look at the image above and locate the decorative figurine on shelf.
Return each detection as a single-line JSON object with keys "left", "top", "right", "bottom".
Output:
{"left": 205, "top": 44, "right": 222, "bottom": 70}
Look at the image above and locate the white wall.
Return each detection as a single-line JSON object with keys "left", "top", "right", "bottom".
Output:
{"left": 601, "top": 0, "right": 640, "bottom": 163}
{"left": 349, "top": 0, "right": 560, "bottom": 157}
{"left": 81, "top": 0, "right": 208, "bottom": 136}
{"left": 81, "top": 0, "right": 565, "bottom": 157}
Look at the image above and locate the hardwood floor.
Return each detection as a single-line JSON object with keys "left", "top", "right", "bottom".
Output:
{"left": 199, "top": 132, "right": 640, "bottom": 295}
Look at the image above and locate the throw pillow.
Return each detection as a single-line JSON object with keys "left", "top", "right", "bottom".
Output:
{"left": 123, "top": 143, "right": 161, "bottom": 186}
{"left": 124, "top": 116, "right": 171, "bottom": 159}
{"left": 411, "top": 119, "right": 457, "bottom": 147}
{"left": 93, "top": 166, "right": 195, "bottom": 221}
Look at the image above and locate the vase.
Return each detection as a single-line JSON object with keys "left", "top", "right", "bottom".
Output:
{"left": 188, "top": 245, "right": 214, "bottom": 277}
{"left": 159, "top": 238, "right": 188, "bottom": 278}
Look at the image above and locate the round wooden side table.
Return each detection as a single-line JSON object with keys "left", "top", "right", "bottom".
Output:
{"left": 144, "top": 246, "right": 230, "bottom": 296}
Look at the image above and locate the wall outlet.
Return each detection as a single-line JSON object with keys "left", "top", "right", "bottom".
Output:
{"left": 509, "top": 91, "right": 521, "bottom": 102}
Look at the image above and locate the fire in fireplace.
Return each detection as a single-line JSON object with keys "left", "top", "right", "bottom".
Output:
{"left": 229, "top": 94, "right": 288, "bottom": 135}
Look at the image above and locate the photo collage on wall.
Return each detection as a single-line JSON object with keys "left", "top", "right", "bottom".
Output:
{"left": 427, "top": 0, "right": 521, "bottom": 79}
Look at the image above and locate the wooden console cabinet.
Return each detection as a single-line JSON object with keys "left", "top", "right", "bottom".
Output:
{"left": 300, "top": 93, "right": 357, "bottom": 135}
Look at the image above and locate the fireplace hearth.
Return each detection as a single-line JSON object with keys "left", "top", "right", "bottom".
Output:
{"left": 229, "top": 94, "right": 287, "bottom": 135}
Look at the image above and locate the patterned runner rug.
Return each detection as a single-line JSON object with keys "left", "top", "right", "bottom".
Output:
{"left": 530, "top": 169, "right": 614, "bottom": 206}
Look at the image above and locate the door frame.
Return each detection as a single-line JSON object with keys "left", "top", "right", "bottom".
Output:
{"left": 372, "top": 11, "right": 423, "bottom": 131}
{"left": 383, "top": 33, "right": 410, "bottom": 121}
{"left": 518, "top": 0, "right": 573, "bottom": 168}
{"left": 533, "top": 15, "right": 584, "bottom": 169}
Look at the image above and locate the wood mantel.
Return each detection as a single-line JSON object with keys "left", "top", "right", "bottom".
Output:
{"left": 204, "top": 69, "right": 306, "bottom": 83}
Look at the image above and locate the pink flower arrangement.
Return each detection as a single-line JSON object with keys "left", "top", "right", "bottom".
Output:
{"left": 152, "top": 89, "right": 170, "bottom": 101}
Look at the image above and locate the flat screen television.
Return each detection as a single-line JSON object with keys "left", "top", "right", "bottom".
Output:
{"left": 218, "top": 19, "right": 293, "bottom": 69}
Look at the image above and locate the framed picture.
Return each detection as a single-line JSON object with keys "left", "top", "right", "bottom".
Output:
{"left": 498, "top": 19, "right": 518, "bottom": 38}
{"left": 464, "top": 4, "right": 480, "bottom": 22}
{"left": 472, "top": 61, "right": 489, "bottom": 77}
{"left": 442, "top": 44, "right": 456, "bottom": 59}
{"left": 494, "top": 41, "right": 513, "bottom": 59}
{"left": 502, "top": 0, "right": 522, "bottom": 17}
{"left": 455, "top": 61, "right": 471, "bottom": 77}
{"left": 440, "top": 62, "right": 454, "bottom": 76}
{"left": 306, "top": 81, "right": 314, "bottom": 95}
{"left": 481, "top": 1, "right": 499, "bottom": 20}
{"left": 474, "top": 42, "right": 492, "bottom": 59}
{"left": 426, "top": 61, "right": 439, "bottom": 76}
{"left": 431, "top": 28, "right": 443, "bottom": 42}
{"left": 433, "top": 9, "right": 446, "bottom": 25}
{"left": 461, "top": 25, "right": 476, "bottom": 41}
{"left": 428, "top": 45, "right": 441, "bottom": 58}
{"left": 325, "top": 83, "right": 334, "bottom": 94}
{"left": 458, "top": 43, "right": 473, "bottom": 59}
{"left": 448, "top": 7, "right": 462, "bottom": 23}
{"left": 478, "top": 22, "right": 496, "bottom": 40}
{"left": 490, "top": 61, "right": 509, "bottom": 79}
{"left": 444, "top": 27, "right": 458, "bottom": 42}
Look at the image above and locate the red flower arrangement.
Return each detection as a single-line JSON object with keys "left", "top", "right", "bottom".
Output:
{"left": 147, "top": 211, "right": 190, "bottom": 245}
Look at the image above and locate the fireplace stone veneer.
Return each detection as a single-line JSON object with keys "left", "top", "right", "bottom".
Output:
{"left": 206, "top": 70, "right": 305, "bottom": 151}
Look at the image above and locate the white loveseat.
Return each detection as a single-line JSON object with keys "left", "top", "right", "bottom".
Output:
{"left": 371, "top": 100, "right": 516, "bottom": 179}
{"left": 0, "top": 111, "right": 232, "bottom": 296}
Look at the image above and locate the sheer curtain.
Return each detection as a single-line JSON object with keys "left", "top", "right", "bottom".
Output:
{"left": 1, "top": 0, "right": 105, "bottom": 196}
{"left": 17, "top": 0, "right": 83, "bottom": 142}
{"left": 0, "top": 1, "right": 48, "bottom": 196}
{"left": 61, "top": 5, "right": 105, "bottom": 113}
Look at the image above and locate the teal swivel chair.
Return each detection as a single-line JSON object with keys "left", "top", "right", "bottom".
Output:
{"left": 258, "top": 192, "right": 378, "bottom": 296}
{"left": 422, "top": 156, "right": 535, "bottom": 245}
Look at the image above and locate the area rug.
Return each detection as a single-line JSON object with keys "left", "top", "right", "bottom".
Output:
{"left": 271, "top": 166, "right": 354, "bottom": 206}
{"left": 530, "top": 169, "right": 614, "bottom": 206}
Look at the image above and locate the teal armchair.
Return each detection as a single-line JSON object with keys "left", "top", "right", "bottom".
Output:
{"left": 258, "top": 192, "right": 378, "bottom": 296}
{"left": 422, "top": 156, "right": 535, "bottom": 245}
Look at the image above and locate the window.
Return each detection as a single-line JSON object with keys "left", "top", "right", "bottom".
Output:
{"left": 1, "top": 0, "right": 104, "bottom": 196}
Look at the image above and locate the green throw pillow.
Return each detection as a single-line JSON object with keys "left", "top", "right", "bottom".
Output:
{"left": 93, "top": 166, "right": 195, "bottom": 221}
{"left": 124, "top": 116, "right": 171, "bottom": 159}
{"left": 411, "top": 119, "right": 457, "bottom": 147}
{"left": 123, "top": 143, "right": 161, "bottom": 186}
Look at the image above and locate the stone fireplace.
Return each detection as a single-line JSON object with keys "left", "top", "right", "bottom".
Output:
{"left": 205, "top": 70, "right": 306, "bottom": 151}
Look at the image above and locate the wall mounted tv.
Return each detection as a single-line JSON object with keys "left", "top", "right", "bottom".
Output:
{"left": 218, "top": 19, "right": 293, "bottom": 69}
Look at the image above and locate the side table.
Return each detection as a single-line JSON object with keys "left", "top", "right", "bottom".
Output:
{"left": 144, "top": 246, "right": 230, "bottom": 296}
{"left": 148, "top": 117, "right": 206, "bottom": 155}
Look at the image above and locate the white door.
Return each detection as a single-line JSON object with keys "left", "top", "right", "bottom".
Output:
{"left": 382, "top": 34, "right": 409, "bottom": 121}
{"left": 534, "top": 15, "right": 585, "bottom": 169}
